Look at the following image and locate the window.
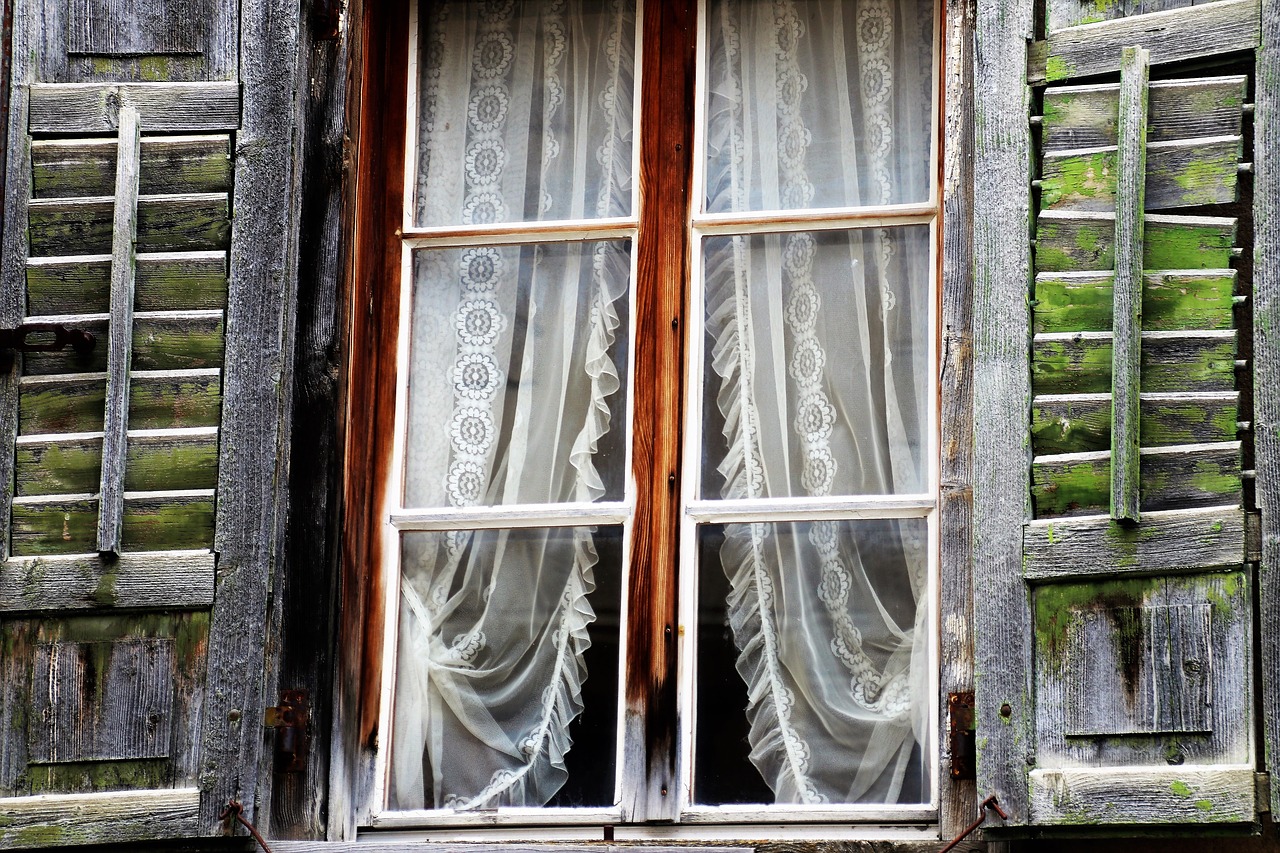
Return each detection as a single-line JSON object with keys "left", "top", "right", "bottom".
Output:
{"left": 352, "top": 0, "right": 941, "bottom": 830}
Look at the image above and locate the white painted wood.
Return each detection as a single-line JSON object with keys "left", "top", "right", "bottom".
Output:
{"left": 401, "top": 218, "right": 637, "bottom": 248}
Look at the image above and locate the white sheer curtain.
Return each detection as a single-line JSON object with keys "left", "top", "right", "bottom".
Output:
{"left": 702, "top": 0, "right": 933, "bottom": 804}
{"left": 390, "top": 0, "right": 634, "bottom": 811}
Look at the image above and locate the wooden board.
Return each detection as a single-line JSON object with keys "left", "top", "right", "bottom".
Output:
{"left": 19, "top": 369, "right": 222, "bottom": 434}
{"left": 14, "top": 428, "right": 219, "bottom": 495}
{"left": 10, "top": 490, "right": 216, "bottom": 556}
{"left": 27, "top": 194, "right": 230, "bottom": 257}
{"left": 1031, "top": 391, "right": 1239, "bottom": 453}
{"left": 1034, "top": 270, "right": 1237, "bottom": 334}
{"left": 1036, "top": 211, "right": 1237, "bottom": 272}
{"left": 27, "top": 251, "right": 228, "bottom": 315}
{"left": 28, "top": 84, "right": 241, "bottom": 132}
{"left": 30, "top": 137, "right": 232, "bottom": 199}
{"left": 21, "top": 312, "right": 225, "bottom": 376}
{"left": 0, "top": 788, "right": 199, "bottom": 847}
{"left": 66, "top": 0, "right": 204, "bottom": 56}
{"left": 0, "top": 551, "right": 215, "bottom": 612}
{"left": 1032, "top": 330, "right": 1237, "bottom": 395}
{"left": 1028, "top": 766, "right": 1256, "bottom": 824}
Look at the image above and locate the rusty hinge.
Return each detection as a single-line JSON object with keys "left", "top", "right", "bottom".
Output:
{"left": 0, "top": 322, "right": 95, "bottom": 370}
{"left": 948, "top": 691, "right": 976, "bottom": 781}
{"left": 264, "top": 689, "right": 309, "bottom": 773}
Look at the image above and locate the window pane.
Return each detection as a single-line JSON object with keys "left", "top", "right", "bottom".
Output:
{"left": 414, "top": 0, "right": 637, "bottom": 227}
{"left": 703, "top": 0, "right": 936, "bottom": 213}
{"left": 695, "top": 518, "right": 929, "bottom": 806}
{"left": 390, "top": 525, "right": 623, "bottom": 810}
{"left": 405, "top": 242, "right": 631, "bottom": 508}
{"left": 701, "top": 226, "right": 930, "bottom": 499}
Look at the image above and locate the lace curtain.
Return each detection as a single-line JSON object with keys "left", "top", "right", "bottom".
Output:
{"left": 389, "top": 0, "right": 933, "bottom": 812}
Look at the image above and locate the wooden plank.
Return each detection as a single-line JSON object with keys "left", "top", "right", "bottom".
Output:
{"left": 0, "top": 788, "right": 200, "bottom": 847}
{"left": 1042, "top": 76, "right": 1247, "bottom": 151}
{"left": 1031, "top": 441, "right": 1241, "bottom": 518}
{"left": 66, "top": 0, "right": 203, "bottom": 56}
{"left": 28, "top": 83, "right": 241, "bottom": 133}
{"left": 1023, "top": 505, "right": 1245, "bottom": 579}
{"left": 972, "top": 0, "right": 1035, "bottom": 822}
{"left": 1036, "top": 211, "right": 1237, "bottom": 272}
{"left": 0, "top": 550, "right": 215, "bottom": 612}
{"left": 1028, "top": 766, "right": 1256, "bottom": 824}
{"left": 1048, "top": 0, "right": 1218, "bottom": 38}
{"left": 1033, "top": 270, "right": 1237, "bottom": 334}
{"left": 15, "top": 428, "right": 220, "bottom": 495}
{"left": 1110, "top": 46, "right": 1148, "bottom": 523}
{"left": 29, "top": 639, "right": 175, "bottom": 763}
{"left": 1039, "top": 136, "right": 1242, "bottom": 212}
{"left": 21, "top": 311, "right": 225, "bottom": 376}
{"left": 98, "top": 106, "right": 142, "bottom": 556}
{"left": 199, "top": 0, "right": 303, "bottom": 830}
{"left": 1032, "top": 391, "right": 1239, "bottom": 453}
{"left": 27, "top": 251, "right": 228, "bottom": 315}
{"left": 1028, "top": 0, "right": 1262, "bottom": 82}
{"left": 30, "top": 136, "right": 232, "bottom": 199}
{"left": 1255, "top": 0, "right": 1280, "bottom": 814}
{"left": 27, "top": 193, "right": 230, "bottom": 257}
{"left": 10, "top": 490, "right": 216, "bottom": 556}
{"left": 1032, "top": 330, "right": 1237, "bottom": 395}
{"left": 19, "top": 369, "right": 222, "bottom": 434}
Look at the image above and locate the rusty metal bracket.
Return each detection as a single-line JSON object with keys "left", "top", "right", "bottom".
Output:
{"left": 941, "top": 795, "right": 1009, "bottom": 853}
{"left": 0, "top": 322, "right": 95, "bottom": 370}
{"left": 264, "top": 689, "right": 309, "bottom": 773}
{"left": 948, "top": 691, "right": 976, "bottom": 781}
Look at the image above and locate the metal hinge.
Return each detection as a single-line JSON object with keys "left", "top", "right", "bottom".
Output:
{"left": 0, "top": 323, "right": 95, "bottom": 370}
{"left": 264, "top": 689, "right": 310, "bottom": 773}
{"left": 948, "top": 691, "right": 977, "bottom": 781}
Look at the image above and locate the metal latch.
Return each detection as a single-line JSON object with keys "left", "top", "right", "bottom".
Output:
{"left": 264, "top": 689, "right": 309, "bottom": 773}
{"left": 948, "top": 691, "right": 977, "bottom": 781}
{"left": 0, "top": 323, "right": 96, "bottom": 369}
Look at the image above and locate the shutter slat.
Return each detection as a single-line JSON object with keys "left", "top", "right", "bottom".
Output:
{"left": 27, "top": 251, "right": 228, "bottom": 315}
{"left": 97, "top": 107, "right": 141, "bottom": 557}
{"left": 20, "top": 311, "right": 225, "bottom": 376}
{"left": 0, "top": 551, "right": 215, "bottom": 612}
{"left": 1034, "top": 270, "right": 1237, "bottom": 334}
{"left": 11, "top": 490, "right": 216, "bottom": 556}
{"left": 1028, "top": 767, "right": 1256, "bottom": 824}
{"left": 30, "top": 136, "right": 232, "bottom": 199}
{"left": 26, "top": 194, "right": 230, "bottom": 257}
{"left": 19, "top": 369, "right": 222, "bottom": 434}
{"left": 1036, "top": 211, "right": 1237, "bottom": 272}
{"left": 1032, "top": 391, "right": 1239, "bottom": 453}
{"left": 28, "top": 83, "right": 241, "bottom": 133}
{"left": 1032, "top": 330, "right": 1237, "bottom": 394}
{"left": 15, "top": 427, "right": 219, "bottom": 496}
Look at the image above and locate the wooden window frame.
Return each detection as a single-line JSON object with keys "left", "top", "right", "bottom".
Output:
{"left": 334, "top": 0, "right": 973, "bottom": 840}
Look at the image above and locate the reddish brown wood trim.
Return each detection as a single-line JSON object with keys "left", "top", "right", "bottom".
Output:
{"left": 338, "top": 0, "right": 408, "bottom": 762}
{"left": 623, "top": 0, "right": 695, "bottom": 819}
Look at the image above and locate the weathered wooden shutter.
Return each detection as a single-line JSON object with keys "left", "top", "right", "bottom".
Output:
{"left": 0, "top": 0, "right": 298, "bottom": 846}
{"left": 974, "top": 0, "right": 1280, "bottom": 829}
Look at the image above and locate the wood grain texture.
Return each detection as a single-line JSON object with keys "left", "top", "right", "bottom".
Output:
{"left": 1254, "top": 0, "right": 1280, "bottom": 814}
{"left": 972, "top": 0, "right": 1035, "bottom": 824}
{"left": 1028, "top": 0, "right": 1262, "bottom": 82}
{"left": 1110, "top": 47, "right": 1148, "bottom": 523}
{"left": 27, "top": 193, "right": 230, "bottom": 257}
{"left": 1036, "top": 211, "right": 1237, "bottom": 272}
{"left": 15, "top": 427, "right": 219, "bottom": 495}
{"left": 1033, "top": 270, "right": 1237, "bottom": 334}
{"left": 20, "top": 311, "right": 225, "bottom": 376}
{"left": 273, "top": 846, "right": 750, "bottom": 853}
{"left": 939, "top": 0, "right": 978, "bottom": 835}
{"left": 198, "top": 0, "right": 302, "bottom": 832}
{"left": 28, "top": 83, "right": 241, "bottom": 133}
{"left": 29, "top": 638, "right": 175, "bottom": 762}
{"left": 0, "top": 550, "right": 215, "bottom": 611}
{"left": 1032, "top": 391, "right": 1239, "bottom": 453}
{"left": 27, "top": 251, "right": 228, "bottom": 315}
{"left": 0, "top": 788, "right": 200, "bottom": 847}
{"left": 1042, "top": 76, "right": 1247, "bottom": 151}
{"left": 1023, "top": 506, "right": 1246, "bottom": 579}
{"left": 1032, "top": 330, "right": 1238, "bottom": 395}
{"left": 1047, "top": 0, "right": 1237, "bottom": 33}
{"left": 97, "top": 106, "right": 141, "bottom": 556}
{"left": 10, "top": 490, "right": 216, "bottom": 556}
{"left": 1028, "top": 766, "right": 1256, "bottom": 823}
{"left": 19, "top": 369, "right": 222, "bottom": 435}
{"left": 31, "top": 136, "right": 232, "bottom": 199}
{"left": 66, "top": 0, "right": 204, "bottom": 56}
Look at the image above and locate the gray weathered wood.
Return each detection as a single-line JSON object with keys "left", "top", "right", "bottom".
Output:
{"left": 1110, "top": 47, "right": 1149, "bottom": 523}
{"left": 1032, "top": 441, "right": 1242, "bottom": 517}
{"left": 15, "top": 427, "right": 220, "bottom": 496}
{"left": 1048, "top": 0, "right": 1243, "bottom": 38}
{"left": 28, "top": 83, "right": 241, "bottom": 133}
{"left": 31, "top": 136, "right": 232, "bottom": 199}
{"left": 1028, "top": 767, "right": 1256, "bottom": 824}
{"left": 273, "top": 846, "right": 751, "bottom": 853}
{"left": 1042, "top": 76, "right": 1247, "bottom": 151}
{"left": 1028, "top": 0, "right": 1262, "bottom": 82}
{"left": 97, "top": 106, "right": 141, "bottom": 557}
{"left": 21, "top": 311, "right": 225, "bottom": 376}
{"left": 66, "top": 0, "right": 204, "bottom": 56}
{"left": 27, "top": 193, "right": 230, "bottom": 257}
{"left": 0, "top": 788, "right": 200, "bottom": 847}
{"left": 18, "top": 368, "right": 222, "bottom": 434}
{"left": 1254, "top": 0, "right": 1280, "bottom": 815}
{"left": 973, "top": 0, "right": 1035, "bottom": 823}
{"left": 29, "top": 638, "right": 175, "bottom": 762}
{"left": 1039, "top": 136, "right": 1242, "bottom": 212}
{"left": 10, "top": 489, "right": 216, "bottom": 556}
{"left": 0, "top": 550, "right": 215, "bottom": 611}
{"left": 1023, "top": 506, "right": 1245, "bottom": 579}
{"left": 26, "top": 251, "right": 228, "bottom": 315}
{"left": 198, "top": 0, "right": 302, "bottom": 831}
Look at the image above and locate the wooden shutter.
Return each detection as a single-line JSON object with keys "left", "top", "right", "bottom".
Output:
{"left": 0, "top": 0, "right": 297, "bottom": 846}
{"left": 973, "top": 0, "right": 1280, "bottom": 829}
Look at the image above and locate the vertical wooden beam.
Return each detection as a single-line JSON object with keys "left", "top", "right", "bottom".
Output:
{"left": 1254, "top": 0, "right": 1280, "bottom": 817}
{"left": 96, "top": 104, "right": 141, "bottom": 557}
{"left": 972, "top": 0, "right": 1034, "bottom": 826}
{"left": 622, "top": 0, "right": 693, "bottom": 823}
{"left": 1109, "top": 46, "right": 1149, "bottom": 524}
{"left": 940, "top": 0, "right": 978, "bottom": 836}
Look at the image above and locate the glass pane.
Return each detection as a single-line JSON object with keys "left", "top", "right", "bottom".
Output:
{"left": 405, "top": 242, "right": 631, "bottom": 508}
{"left": 701, "top": 226, "right": 930, "bottom": 499}
{"left": 390, "top": 525, "right": 623, "bottom": 810}
{"left": 703, "top": 0, "right": 936, "bottom": 212}
{"left": 414, "top": 1, "right": 637, "bottom": 227}
{"left": 695, "top": 518, "right": 929, "bottom": 805}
